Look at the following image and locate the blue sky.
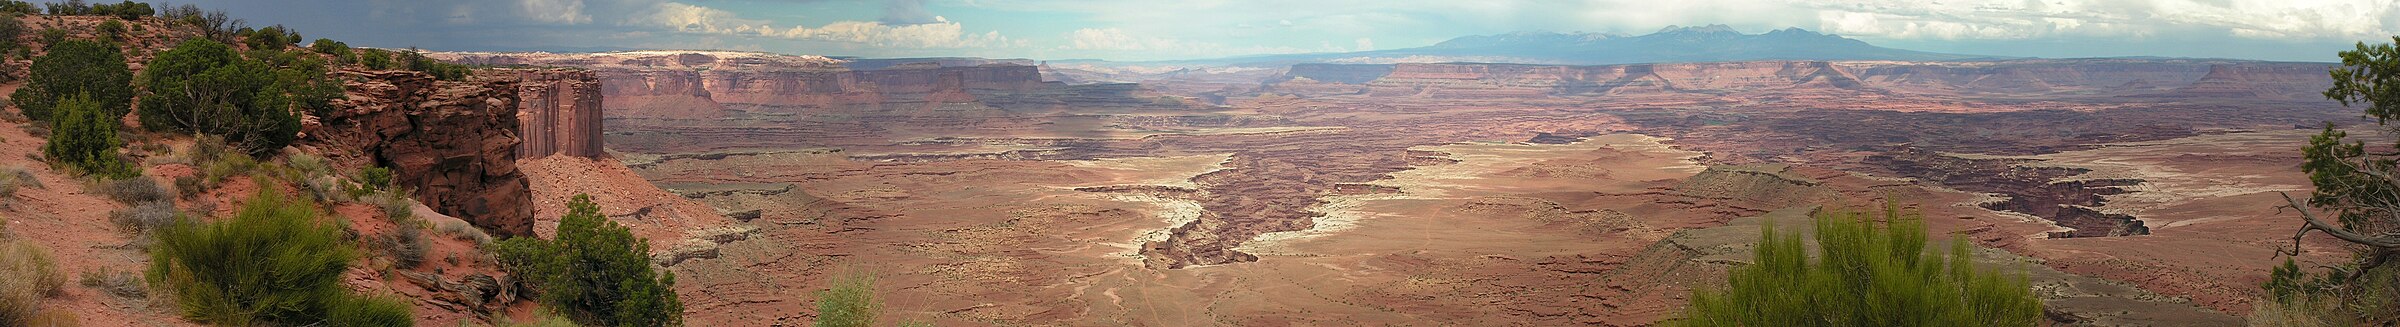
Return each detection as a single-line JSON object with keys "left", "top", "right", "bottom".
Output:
{"left": 177, "top": 0, "right": 2399, "bottom": 62}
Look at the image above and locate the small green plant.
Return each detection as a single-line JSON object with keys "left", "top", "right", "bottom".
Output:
{"left": 43, "top": 94, "right": 137, "bottom": 178}
{"left": 494, "top": 194, "right": 684, "bottom": 326}
{"left": 1671, "top": 204, "right": 2042, "bottom": 326}
{"left": 815, "top": 270, "right": 880, "bottom": 327}
{"left": 147, "top": 186, "right": 411, "bottom": 326}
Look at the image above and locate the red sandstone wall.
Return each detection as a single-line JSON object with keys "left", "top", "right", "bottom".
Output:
{"left": 512, "top": 69, "right": 605, "bottom": 158}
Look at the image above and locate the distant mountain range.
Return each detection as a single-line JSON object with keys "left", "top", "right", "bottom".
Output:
{"left": 1144, "top": 24, "right": 1998, "bottom": 66}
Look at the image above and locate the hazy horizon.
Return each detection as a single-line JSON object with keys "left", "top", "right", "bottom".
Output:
{"left": 167, "top": 0, "right": 2398, "bottom": 63}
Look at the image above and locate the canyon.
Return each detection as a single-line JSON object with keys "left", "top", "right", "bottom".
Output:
{"left": 421, "top": 50, "right": 2355, "bottom": 325}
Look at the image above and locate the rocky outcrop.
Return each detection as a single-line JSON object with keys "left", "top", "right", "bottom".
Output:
{"left": 306, "top": 70, "right": 535, "bottom": 237}
{"left": 510, "top": 69, "right": 606, "bottom": 158}
{"left": 1280, "top": 63, "right": 1395, "bottom": 84}
{"left": 1864, "top": 147, "right": 2147, "bottom": 238}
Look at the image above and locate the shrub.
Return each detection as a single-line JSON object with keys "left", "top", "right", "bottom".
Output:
{"left": 360, "top": 191, "right": 413, "bottom": 223}
{"left": 108, "top": 200, "right": 174, "bottom": 235}
{"left": 0, "top": 1, "right": 34, "bottom": 15}
{"left": 42, "top": 94, "right": 136, "bottom": 178}
{"left": 0, "top": 238, "right": 63, "bottom": 326}
{"left": 172, "top": 175, "right": 202, "bottom": 200}
{"left": 135, "top": 39, "right": 307, "bottom": 157}
{"left": 435, "top": 219, "right": 492, "bottom": 247}
{"left": 147, "top": 187, "right": 411, "bottom": 326}
{"left": 89, "top": 0, "right": 150, "bottom": 20}
{"left": 815, "top": 271, "right": 880, "bottom": 327}
{"left": 357, "top": 166, "right": 394, "bottom": 193}
{"left": 358, "top": 48, "right": 392, "bottom": 70}
{"left": 94, "top": 19, "right": 123, "bottom": 42}
{"left": 96, "top": 176, "right": 166, "bottom": 204}
{"left": 378, "top": 227, "right": 428, "bottom": 269}
{"left": 1670, "top": 205, "right": 2042, "bottom": 326}
{"left": 11, "top": 39, "right": 132, "bottom": 122}
{"left": 0, "top": 166, "right": 41, "bottom": 199}
{"left": 494, "top": 194, "right": 684, "bottom": 326}
{"left": 78, "top": 267, "right": 143, "bottom": 298}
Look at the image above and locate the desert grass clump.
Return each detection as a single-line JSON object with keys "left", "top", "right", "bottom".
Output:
{"left": 435, "top": 219, "right": 493, "bottom": 247}
{"left": 378, "top": 227, "right": 430, "bottom": 269}
{"left": 815, "top": 270, "right": 881, "bottom": 327}
{"left": 359, "top": 190, "right": 414, "bottom": 224}
{"left": 493, "top": 194, "right": 684, "bottom": 326}
{"left": 0, "top": 238, "right": 66, "bottom": 326}
{"left": 0, "top": 166, "right": 42, "bottom": 198}
{"left": 108, "top": 200, "right": 176, "bottom": 236}
{"left": 146, "top": 187, "right": 411, "bottom": 326}
{"left": 1671, "top": 204, "right": 2043, "bottom": 327}
{"left": 96, "top": 176, "right": 167, "bottom": 204}
{"left": 78, "top": 267, "right": 144, "bottom": 299}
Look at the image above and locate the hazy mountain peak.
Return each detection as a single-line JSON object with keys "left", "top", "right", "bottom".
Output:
{"left": 1654, "top": 24, "right": 1739, "bottom": 35}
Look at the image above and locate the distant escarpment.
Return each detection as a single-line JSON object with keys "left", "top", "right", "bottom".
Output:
{"left": 1269, "top": 59, "right": 2333, "bottom": 100}
{"left": 305, "top": 70, "right": 535, "bottom": 237}
{"left": 433, "top": 51, "right": 1046, "bottom": 118}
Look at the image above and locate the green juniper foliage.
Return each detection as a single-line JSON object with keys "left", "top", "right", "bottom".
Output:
{"left": 2258, "top": 35, "right": 2400, "bottom": 326}
{"left": 147, "top": 186, "right": 410, "bottom": 326}
{"left": 11, "top": 39, "right": 132, "bottom": 122}
{"left": 136, "top": 38, "right": 320, "bottom": 157}
{"left": 1673, "top": 205, "right": 2042, "bottom": 327}
{"left": 41, "top": 93, "right": 135, "bottom": 178}
{"left": 494, "top": 194, "right": 685, "bottom": 327}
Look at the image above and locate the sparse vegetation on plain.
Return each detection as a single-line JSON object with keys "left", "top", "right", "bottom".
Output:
{"left": 1670, "top": 205, "right": 2042, "bottom": 326}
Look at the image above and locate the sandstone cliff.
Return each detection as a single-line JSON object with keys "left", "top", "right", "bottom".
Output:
{"left": 432, "top": 51, "right": 1046, "bottom": 118}
{"left": 511, "top": 69, "right": 606, "bottom": 158}
{"left": 305, "top": 70, "right": 535, "bottom": 237}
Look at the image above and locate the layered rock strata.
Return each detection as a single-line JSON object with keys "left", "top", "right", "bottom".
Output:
{"left": 511, "top": 69, "right": 606, "bottom": 158}
{"left": 307, "top": 70, "right": 535, "bottom": 237}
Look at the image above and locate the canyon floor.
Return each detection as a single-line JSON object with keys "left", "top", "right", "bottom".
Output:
{"left": 589, "top": 62, "right": 2365, "bottom": 325}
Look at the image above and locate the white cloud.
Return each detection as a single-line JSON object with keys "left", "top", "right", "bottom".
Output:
{"left": 1803, "top": 0, "right": 2399, "bottom": 40}
{"left": 517, "top": 0, "right": 591, "bottom": 24}
{"left": 1354, "top": 38, "right": 1374, "bottom": 51}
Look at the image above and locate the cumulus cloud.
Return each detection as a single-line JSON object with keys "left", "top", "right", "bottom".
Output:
{"left": 1801, "top": 0, "right": 2399, "bottom": 40}
{"left": 516, "top": 0, "right": 590, "bottom": 24}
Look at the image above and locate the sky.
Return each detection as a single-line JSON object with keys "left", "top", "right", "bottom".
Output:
{"left": 172, "top": 0, "right": 2400, "bottom": 62}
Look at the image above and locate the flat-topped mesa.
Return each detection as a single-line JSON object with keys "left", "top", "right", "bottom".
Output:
{"left": 509, "top": 69, "right": 606, "bottom": 158}
{"left": 425, "top": 51, "right": 1047, "bottom": 117}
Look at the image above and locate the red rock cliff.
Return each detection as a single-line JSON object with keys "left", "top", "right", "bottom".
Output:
{"left": 511, "top": 69, "right": 605, "bottom": 158}
{"left": 306, "top": 70, "right": 536, "bottom": 237}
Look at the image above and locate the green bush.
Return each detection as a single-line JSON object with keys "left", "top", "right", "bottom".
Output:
{"left": 1671, "top": 205, "right": 2042, "bottom": 327}
{"left": 89, "top": 0, "right": 151, "bottom": 20}
{"left": 11, "top": 39, "right": 132, "bottom": 122}
{"left": 494, "top": 194, "right": 684, "bottom": 326}
{"left": 135, "top": 39, "right": 308, "bottom": 157}
{"left": 358, "top": 48, "right": 392, "bottom": 70}
{"left": 95, "top": 19, "right": 124, "bottom": 42}
{"left": 815, "top": 271, "right": 879, "bottom": 327}
{"left": 147, "top": 187, "right": 411, "bottom": 326}
{"left": 42, "top": 94, "right": 136, "bottom": 178}
{"left": 0, "top": 1, "right": 35, "bottom": 15}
